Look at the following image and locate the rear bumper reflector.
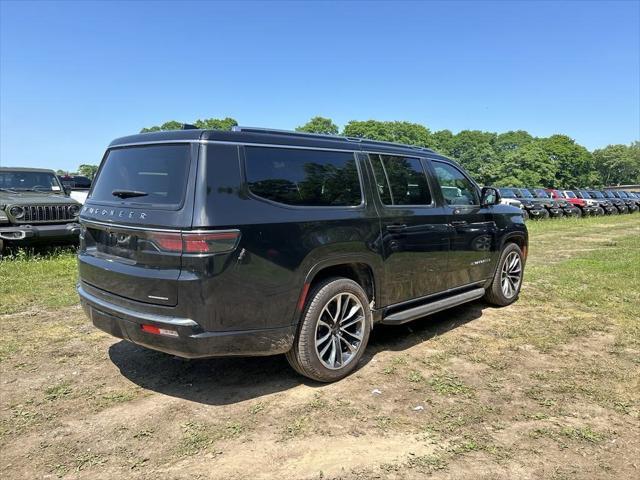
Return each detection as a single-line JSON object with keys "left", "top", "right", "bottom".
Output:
{"left": 141, "top": 324, "right": 179, "bottom": 337}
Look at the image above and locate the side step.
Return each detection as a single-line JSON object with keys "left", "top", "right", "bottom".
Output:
{"left": 381, "top": 287, "right": 485, "bottom": 325}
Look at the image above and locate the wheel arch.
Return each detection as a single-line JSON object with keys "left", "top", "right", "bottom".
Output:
{"left": 294, "top": 258, "right": 379, "bottom": 326}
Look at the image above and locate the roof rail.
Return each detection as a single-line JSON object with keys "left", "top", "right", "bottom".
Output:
{"left": 231, "top": 126, "right": 435, "bottom": 152}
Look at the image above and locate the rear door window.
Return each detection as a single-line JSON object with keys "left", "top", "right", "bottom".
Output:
{"left": 369, "top": 154, "right": 432, "bottom": 206}
{"left": 90, "top": 144, "right": 191, "bottom": 208}
{"left": 245, "top": 147, "right": 362, "bottom": 207}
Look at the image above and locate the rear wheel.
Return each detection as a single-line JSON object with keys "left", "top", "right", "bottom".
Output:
{"left": 286, "top": 277, "right": 372, "bottom": 382}
{"left": 484, "top": 243, "right": 524, "bottom": 306}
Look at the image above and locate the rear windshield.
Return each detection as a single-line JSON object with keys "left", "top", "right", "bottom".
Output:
{"left": 90, "top": 144, "right": 191, "bottom": 208}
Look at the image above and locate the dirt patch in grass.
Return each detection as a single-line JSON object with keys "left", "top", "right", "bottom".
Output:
{"left": 0, "top": 216, "right": 639, "bottom": 479}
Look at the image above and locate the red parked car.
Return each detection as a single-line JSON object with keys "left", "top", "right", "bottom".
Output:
{"left": 546, "top": 189, "right": 600, "bottom": 216}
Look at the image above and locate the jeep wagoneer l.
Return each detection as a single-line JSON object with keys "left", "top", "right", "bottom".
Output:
{"left": 78, "top": 127, "right": 527, "bottom": 382}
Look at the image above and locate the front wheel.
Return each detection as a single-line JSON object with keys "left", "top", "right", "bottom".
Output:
{"left": 286, "top": 278, "right": 372, "bottom": 382}
{"left": 484, "top": 243, "right": 524, "bottom": 306}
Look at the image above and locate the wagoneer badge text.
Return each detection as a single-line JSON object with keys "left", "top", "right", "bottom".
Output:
{"left": 82, "top": 206, "right": 147, "bottom": 220}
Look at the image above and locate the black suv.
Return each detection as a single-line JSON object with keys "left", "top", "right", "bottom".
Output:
{"left": 77, "top": 127, "right": 528, "bottom": 382}
{"left": 605, "top": 190, "right": 639, "bottom": 213}
{"left": 498, "top": 188, "right": 548, "bottom": 219}
{"left": 589, "top": 190, "right": 628, "bottom": 214}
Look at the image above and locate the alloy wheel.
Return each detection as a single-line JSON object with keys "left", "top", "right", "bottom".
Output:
{"left": 314, "top": 292, "right": 365, "bottom": 370}
{"left": 500, "top": 251, "right": 522, "bottom": 299}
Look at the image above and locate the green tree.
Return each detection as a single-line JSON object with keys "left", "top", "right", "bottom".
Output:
{"left": 446, "top": 130, "right": 499, "bottom": 184}
{"left": 538, "top": 135, "right": 598, "bottom": 188}
{"left": 296, "top": 116, "right": 339, "bottom": 135}
{"left": 342, "top": 120, "right": 433, "bottom": 148}
{"left": 593, "top": 142, "right": 640, "bottom": 186}
{"left": 495, "top": 142, "right": 558, "bottom": 187}
{"left": 193, "top": 117, "right": 238, "bottom": 130}
{"left": 78, "top": 164, "right": 99, "bottom": 179}
{"left": 140, "top": 117, "right": 237, "bottom": 133}
{"left": 494, "top": 130, "right": 534, "bottom": 153}
{"left": 431, "top": 129, "right": 455, "bottom": 156}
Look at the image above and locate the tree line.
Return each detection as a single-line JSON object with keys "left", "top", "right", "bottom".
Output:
{"left": 66, "top": 116, "right": 640, "bottom": 187}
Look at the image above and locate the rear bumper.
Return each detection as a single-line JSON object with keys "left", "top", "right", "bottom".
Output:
{"left": 78, "top": 284, "right": 295, "bottom": 358}
{"left": 0, "top": 222, "right": 81, "bottom": 243}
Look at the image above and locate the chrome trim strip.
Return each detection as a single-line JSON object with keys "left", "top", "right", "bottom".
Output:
{"left": 80, "top": 219, "right": 181, "bottom": 232}
{"left": 78, "top": 284, "right": 199, "bottom": 327}
{"left": 80, "top": 218, "right": 240, "bottom": 235}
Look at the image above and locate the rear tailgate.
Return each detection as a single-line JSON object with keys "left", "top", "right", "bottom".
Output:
{"left": 78, "top": 143, "right": 198, "bottom": 306}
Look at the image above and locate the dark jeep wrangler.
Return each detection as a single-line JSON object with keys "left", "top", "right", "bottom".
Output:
{"left": 78, "top": 127, "right": 528, "bottom": 382}
{"left": 0, "top": 167, "right": 82, "bottom": 253}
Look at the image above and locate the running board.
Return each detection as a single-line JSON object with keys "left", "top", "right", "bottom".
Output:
{"left": 381, "top": 287, "right": 485, "bottom": 325}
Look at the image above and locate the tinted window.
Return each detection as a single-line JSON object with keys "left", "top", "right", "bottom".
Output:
{"left": 564, "top": 191, "right": 576, "bottom": 198}
{"left": 90, "top": 144, "right": 191, "bottom": 207}
{"left": 369, "top": 154, "right": 432, "bottom": 205}
{"left": 245, "top": 147, "right": 361, "bottom": 207}
{"left": 433, "top": 161, "right": 479, "bottom": 205}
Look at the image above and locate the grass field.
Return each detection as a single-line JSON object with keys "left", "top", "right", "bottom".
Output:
{"left": 0, "top": 215, "right": 638, "bottom": 479}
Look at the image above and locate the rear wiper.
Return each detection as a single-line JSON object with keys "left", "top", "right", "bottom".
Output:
{"left": 112, "top": 189, "right": 148, "bottom": 199}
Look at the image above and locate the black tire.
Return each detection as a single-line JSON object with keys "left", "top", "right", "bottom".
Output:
{"left": 539, "top": 209, "right": 550, "bottom": 220}
{"left": 286, "top": 277, "right": 372, "bottom": 382}
{"left": 595, "top": 207, "right": 605, "bottom": 216}
{"left": 573, "top": 208, "right": 582, "bottom": 218}
{"left": 484, "top": 243, "right": 524, "bottom": 307}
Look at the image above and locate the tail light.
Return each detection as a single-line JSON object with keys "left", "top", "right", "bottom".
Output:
{"left": 148, "top": 230, "right": 240, "bottom": 254}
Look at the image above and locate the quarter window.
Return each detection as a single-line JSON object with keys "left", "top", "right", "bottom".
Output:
{"left": 369, "top": 154, "right": 432, "bottom": 206}
{"left": 432, "top": 161, "right": 479, "bottom": 206}
{"left": 245, "top": 147, "right": 361, "bottom": 207}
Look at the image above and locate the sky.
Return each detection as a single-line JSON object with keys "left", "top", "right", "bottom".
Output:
{"left": 1, "top": 0, "right": 639, "bottom": 172}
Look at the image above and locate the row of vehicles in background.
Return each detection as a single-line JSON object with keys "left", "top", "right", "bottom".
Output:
{"left": 498, "top": 187, "right": 640, "bottom": 219}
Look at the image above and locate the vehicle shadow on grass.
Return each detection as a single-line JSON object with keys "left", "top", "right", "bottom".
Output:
{"left": 108, "top": 301, "right": 486, "bottom": 406}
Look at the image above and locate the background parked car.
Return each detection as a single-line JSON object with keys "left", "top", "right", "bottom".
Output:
{"left": 499, "top": 187, "right": 548, "bottom": 219}
{"left": 57, "top": 174, "right": 92, "bottom": 204}
{"left": 1, "top": 167, "right": 82, "bottom": 253}
{"left": 547, "top": 189, "right": 599, "bottom": 216}
{"left": 533, "top": 188, "right": 580, "bottom": 217}
{"left": 591, "top": 190, "right": 628, "bottom": 214}
{"left": 517, "top": 188, "right": 563, "bottom": 218}
{"left": 576, "top": 190, "right": 617, "bottom": 215}
{"left": 606, "top": 190, "right": 639, "bottom": 213}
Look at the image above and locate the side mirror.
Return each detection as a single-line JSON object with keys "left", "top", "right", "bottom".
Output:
{"left": 63, "top": 186, "right": 71, "bottom": 196}
{"left": 481, "top": 186, "right": 501, "bottom": 207}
